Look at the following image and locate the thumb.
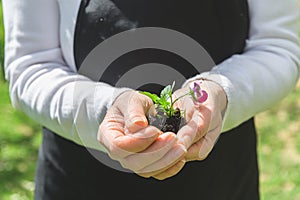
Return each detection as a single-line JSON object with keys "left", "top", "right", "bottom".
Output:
{"left": 120, "top": 91, "right": 153, "bottom": 133}
{"left": 125, "top": 106, "right": 148, "bottom": 133}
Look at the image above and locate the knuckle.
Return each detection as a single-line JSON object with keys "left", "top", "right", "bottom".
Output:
{"left": 107, "top": 152, "right": 118, "bottom": 161}
{"left": 97, "top": 133, "right": 102, "bottom": 144}
{"left": 120, "top": 161, "right": 134, "bottom": 171}
{"left": 97, "top": 129, "right": 104, "bottom": 143}
{"left": 108, "top": 143, "right": 121, "bottom": 158}
{"left": 119, "top": 160, "right": 132, "bottom": 170}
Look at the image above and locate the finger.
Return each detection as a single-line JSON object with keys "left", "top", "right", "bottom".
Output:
{"left": 136, "top": 144, "right": 186, "bottom": 174}
{"left": 114, "top": 126, "right": 161, "bottom": 154}
{"left": 98, "top": 108, "right": 125, "bottom": 154}
{"left": 177, "top": 107, "right": 211, "bottom": 149}
{"left": 198, "top": 125, "right": 221, "bottom": 160}
{"left": 152, "top": 159, "right": 186, "bottom": 180}
{"left": 185, "top": 125, "right": 221, "bottom": 161}
{"left": 120, "top": 132, "right": 177, "bottom": 171}
{"left": 121, "top": 92, "right": 153, "bottom": 133}
{"left": 184, "top": 138, "right": 204, "bottom": 162}
{"left": 138, "top": 155, "right": 185, "bottom": 178}
{"left": 99, "top": 120, "right": 161, "bottom": 159}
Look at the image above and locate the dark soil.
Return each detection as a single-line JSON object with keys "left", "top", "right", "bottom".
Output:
{"left": 161, "top": 108, "right": 182, "bottom": 133}
{"left": 147, "top": 108, "right": 183, "bottom": 134}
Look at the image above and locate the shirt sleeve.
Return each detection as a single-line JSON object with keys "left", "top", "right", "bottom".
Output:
{"left": 183, "top": 0, "right": 300, "bottom": 132}
{"left": 2, "top": 0, "right": 131, "bottom": 151}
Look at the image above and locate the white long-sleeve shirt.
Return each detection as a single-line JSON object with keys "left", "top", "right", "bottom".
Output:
{"left": 3, "top": 0, "right": 300, "bottom": 151}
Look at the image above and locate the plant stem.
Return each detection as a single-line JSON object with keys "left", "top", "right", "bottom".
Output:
{"left": 171, "top": 92, "right": 191, "bottom": 108}
{"left": 169, "top": 90, "right": 173, "bottom": 117}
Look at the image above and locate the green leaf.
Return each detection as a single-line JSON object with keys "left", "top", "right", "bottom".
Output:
{"left": 159, "top": 99, "right": 171, "bottom": 108}
{"left": 160, "top": 84, "right": 172, "bottom": 100}
{"left": 139, "top": 91, "right": 160, "bottom": 103}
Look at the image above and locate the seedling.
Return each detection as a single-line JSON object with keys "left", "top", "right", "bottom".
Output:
{"left": 140, "top": 81, "right": 208, "bottom": 133}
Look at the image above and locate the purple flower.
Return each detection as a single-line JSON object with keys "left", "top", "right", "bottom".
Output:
{"left": 190, "top": 81, "right": 208, "bottom": 104}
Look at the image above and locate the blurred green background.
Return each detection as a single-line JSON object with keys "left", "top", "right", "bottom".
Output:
{"left": 0, "top": 3, "right": 300, "bottom": 200}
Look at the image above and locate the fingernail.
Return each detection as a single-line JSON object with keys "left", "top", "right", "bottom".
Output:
{"left": 132, "top": 116, "right": 148, "bottom": 127}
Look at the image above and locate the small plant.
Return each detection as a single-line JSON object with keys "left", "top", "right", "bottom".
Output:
{"left": 140, "top": 81, "right": 208, "bottom": 133}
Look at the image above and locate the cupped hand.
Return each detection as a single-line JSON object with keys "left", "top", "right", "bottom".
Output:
{"left": 98, "top": 90, "right": 186, "bottom": 178}
{"left": 174, "top": 80, "right": 227, "bottom": 161}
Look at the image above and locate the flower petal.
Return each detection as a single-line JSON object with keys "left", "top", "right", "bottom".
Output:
{"left": 190, "top": 81, "right": 208, "bottom": 104}
{"left": 197, "top": 90, "right": 208, "bottom": 103}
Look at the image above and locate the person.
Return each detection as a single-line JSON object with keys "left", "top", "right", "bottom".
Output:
{"left": 2, "top": 0, "right": 300, "bottom": 199}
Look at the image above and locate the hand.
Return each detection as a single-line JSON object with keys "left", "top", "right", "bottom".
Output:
{"left": 98, "top": 90, "right": 186, "bottom": 176}
{"left": 174, "top": 80, "right": 227, "bottom": 161}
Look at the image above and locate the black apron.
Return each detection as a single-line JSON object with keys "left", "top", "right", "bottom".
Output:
{"left": 34, "top": 0, "right": 259, "bottom": 199}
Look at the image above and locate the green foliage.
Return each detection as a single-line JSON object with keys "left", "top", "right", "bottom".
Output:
{"left": 140, "top": 82, "right": 176, "bottom": 117}
{"left": 160, "top": 82, "right": 174, "bottom": 101}
{"left": 139, "top": 91, "right": 160, "bottom": 104}
{"left": 256, "top": 83, "right": 300, "bottom": 200}
{"left": 140, "top": 81, "right": 194, "bottom": 117}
